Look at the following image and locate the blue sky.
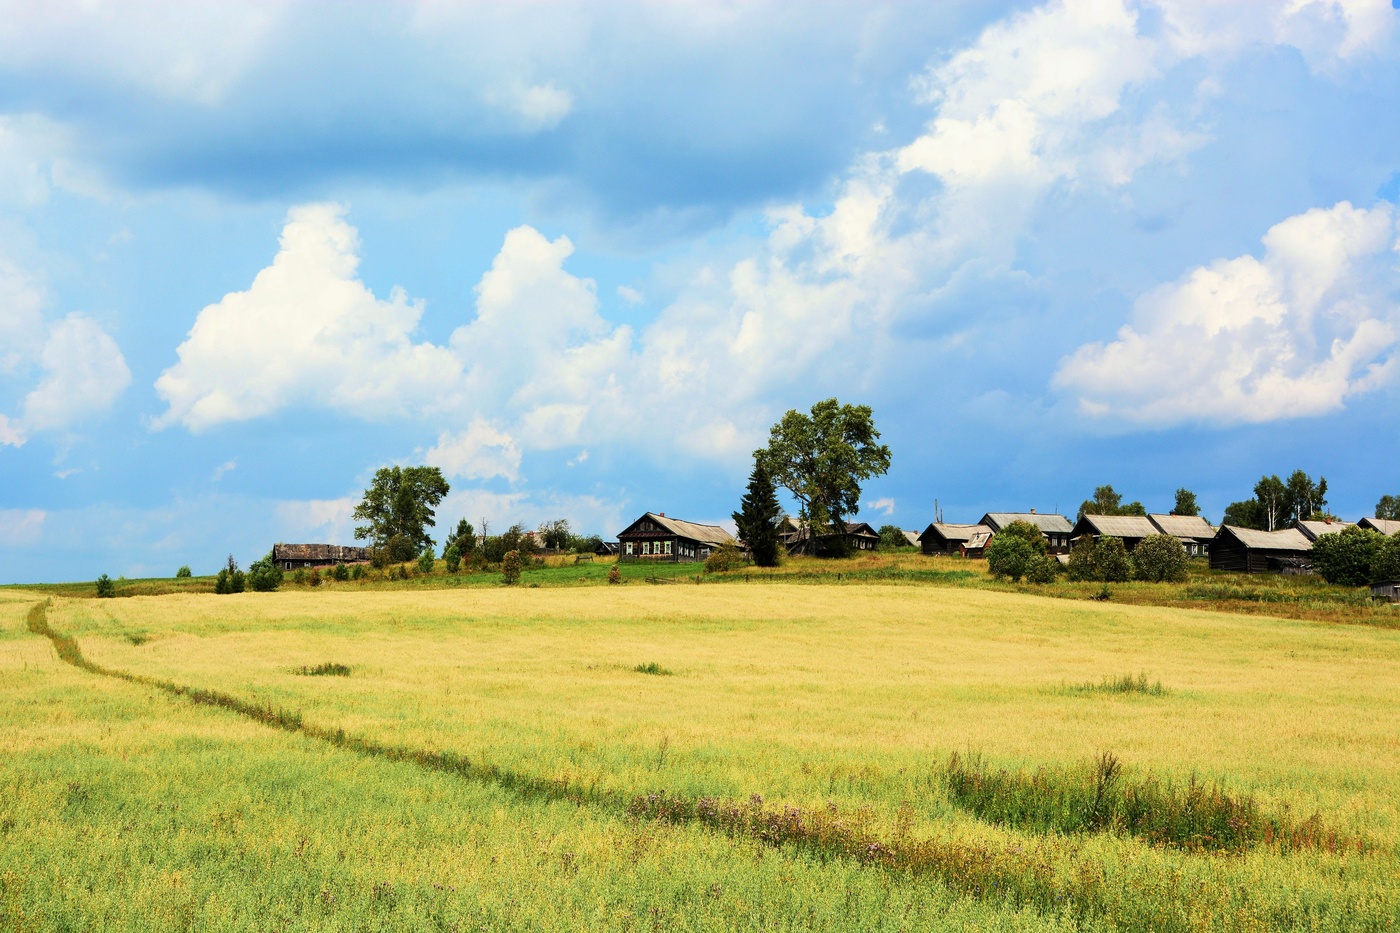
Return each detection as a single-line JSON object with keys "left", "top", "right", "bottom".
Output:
{"left": 2, "top": 0, "right": 1399, "bottom": 583}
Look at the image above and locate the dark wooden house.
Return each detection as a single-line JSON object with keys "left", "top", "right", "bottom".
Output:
{"left": 617, "top": 512, "right": 734, "bottom": 563}
{"left": 1070, "top": 514, "right": 1159, "bottom": 552}
{"left": 918, "top": 523, "right": 991, "bottom": 555}
{"left": 272, "top": 543, "right": 371, "bottom": 571}
{"left": 777, "top": 517, "right": 880, "bottom": 555}
{"left": 979, "top": 512, "right": 1074, "bottom": 554}
{"left": 1359, "top": 517, "right": 1400, "bottom": 537}
{"left": 593, "top": 541, "right": 619, "bottom": 556}
{"left": 1371, "top": 580, "right": 1400, "bottom": 602}
{"left": 1147, "top": 514, "right": 1216, "bottom": 557}
{"left": 1208, "top": 525, "right": 1314, "bottom": 574}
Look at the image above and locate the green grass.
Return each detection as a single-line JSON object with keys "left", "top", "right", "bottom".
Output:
{"left": 4, "top": 585, "right": 1400, "bottom": 930}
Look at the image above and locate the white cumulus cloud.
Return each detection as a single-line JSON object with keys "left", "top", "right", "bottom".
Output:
{"left": 425, "top": 419, "right": 522, "bottom": 482}
{"left": 0, "top": 508, "right": 45, "bottom": 545}
{"left": 1055, "top": 200, "right": 1400, "bottom": 424}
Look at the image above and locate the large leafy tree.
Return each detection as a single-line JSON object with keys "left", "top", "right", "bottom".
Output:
{"left": 1077, "top": 485, "right": 1145, "bottom": 520}
{"left": 1172, "top": 488, "right": 1200, "bottom": 517}
{"left": 353, "top": 466, "right": 450, "bottom": 561}
{"left": 1377, "top": 495, "right": 1400, "bottom": 522}
{"left": 1222, "top": 498, "right": 1266, "bottom": 530}
{"left": 1252, "top": 475, "right": 1288, "bottom": 531}
{"left": 754, "top": 399, "right": 891, "bottom": 552}
{"left": 733, "top": 461, "right": 782, "bottom": 567}
{"left": 1311, "top": 526, "right": 1383, "bottom": 586}
{"left": 1284, "top": 470, "right": 1328, "bottom": 524}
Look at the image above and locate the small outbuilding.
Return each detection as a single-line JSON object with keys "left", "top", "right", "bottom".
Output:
{"left": 616, "top": 512, "right": 733, "bottom": 563}
{"left": 1208, "top": 525, "right": 1314, "bottom": 574}
{"left": 918, "top": 523, "right": 992, "bottom": 555}
{"left": 1371, "top": 580, "right": 1400, "bottom": 603}
{"left": 272, "top": 543, "right": 371, "bottom": 571}
{"left": 1147, "top": 513, "right": 1216, "bottom": 557}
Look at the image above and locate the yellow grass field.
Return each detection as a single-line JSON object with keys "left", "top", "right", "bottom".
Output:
{"left": 3, "top": 583, "right": 1399, "bottom": 931}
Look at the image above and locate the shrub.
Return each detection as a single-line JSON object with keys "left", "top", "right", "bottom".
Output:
{"left": 607, "top": 563, "right": 621, "bottom": 585}
{"left": 1095, "top": 536, "right": 1132, "bottom": 583}
{"left": 705, "top": 541, "right": 747, "bottom": 573}
{"left": 444, "top": 543, "right": 461, "bottom": 574}
{"left": 350, "top": 564, "right": 365, "bottom": 581}
{"left": 634, "top": 662, "right": 672, "bottom": 676}
{"left": 331, "top": 562, "right": 349, "bottom": 582}
{"left": 1312, "top": 525, "right": 1384, "bottom": 586}
{"left": 292, "top": 568, "right": 307, "bottom": 585}
{"left": 417, "top": 548, "right": 436, "bottom": 575}
{"left": 1132, "top": 534, "right": 1188, "bottom": 583}
{"left": 95, "top": 574, "right": 116, "bottom": 598}
{"left": 175, "top": 565, "right": 192, "bottom": 579}
{"left": 247, "top": 552, "right": 284, "bottom": 592}
{"left": 308, "top": 567, "right": 322, "bottom": 587}
{"left": 501, "top": 549, "right": 522, "bottom": 585}
{"left": 1066, "top": 538, "right": 1098, "bottom": 582}
{"left": 1372, "top": 534, "right": 1400, "bottom": 584}
{"left": 369, "top": 546, "right": 390, "bottom": 570}
{"left": 1023, "top": 554, "right": 1060, "bottom": 584}
{"left": 214, "top": 555, "right": 246, "bottom": 595}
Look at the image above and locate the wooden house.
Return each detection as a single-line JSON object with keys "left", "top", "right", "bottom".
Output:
{"left": 1147, "top": 514, "right": 1216, "bottom": 557}
{"left": 1371, "top": 580, "right": 1400, "bottom": 602}
{"left": 1208, "top": 526, "right": 1313, "bottom": 574}
{"left": 918, "top": 523, "right": 991, "bottom": 555}
{"left": 616, "top": 512, "right": 733, "bottom": 563}
{"left": 271, "top": 543, "right": 370, "bottom": 571}
{"left": 1295, "top": 519, "right": 1353, "bottom": 542}
{"left": 777, "top": 517, "right": 880, "bottom": 555}
{"left": 1358, "top": 517, "right": 1400, "bottom": 536}
{"left": 1070, "top": 514, "right": 1159, "bottom": 552}
{"left": 593, "top": 541, "right": 619, "bottom": 556}
{"left": 978, "top": 512, "right": 1074, "bottom": 554}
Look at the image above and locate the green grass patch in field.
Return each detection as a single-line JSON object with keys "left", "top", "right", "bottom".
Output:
{"left": 634, "top": 662, "right": 672, "bottom": 676}
{"left": 294, "top": 662, "right": 352, "bottom": 677}
{"left": 1060, "top": 672, "right": 1167, "bottom": 697}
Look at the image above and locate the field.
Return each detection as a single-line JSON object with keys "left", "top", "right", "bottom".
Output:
{"left": 3, "top": 580, "right": 1400, "bottom": 931}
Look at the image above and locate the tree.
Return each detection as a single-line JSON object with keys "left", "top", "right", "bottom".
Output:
{"left": 1094, "top": 537, "right": 1132, "bottom": 583}
{"left": 95, "top": 574, "right": 116, "bottom": 598}
{"left": 175, "top": 565, "right": 192, "bottom": 579}
{"left": 538, "top": 519, "right": 572, "bottom": 551}
{"left": 754, "top": 399, "right": 891, "bottom": 556}
{"left": 986, "top": 520, "right": 1047, "bottom": 582}
{"left": 444, "top": 543, "right": 462, "bottom": 574}
{"left": 1024, "top": 554, "right": 1060, "bottom": 584}
{"left": 1077, "top": 485, "right": 1145, "bottom": 519}
{"left": 443, "top": 519, "right": 476, "bottom": 557}
{"left": 878, "top": 525, "right": 911, "bottom": 549}
{"left": 417, "top": 547, "right": 436, "bottom": 575}
{"left": 215, "top": 554, "right": 245, "bottom": 595}
{"left": 247, "top": 551, "right": 283, "bottom": 592}
{"left": 1371, "top": 535, "right": 1400, "bottom": 583}
{"left": 1172, "top": 488, "right": 1200, "bottom": 517}
{"left": 733, "top": 461, "right": 782, "bottom": 567}
{"left": 353, "top": 466, "right": 450, "bottom": 562}
{"left": 1066, "top": 537, "right": 1099, "bottom": 581}
{"left": 501, "top": 549, "right": 522, "bottom": 585}
{"left": 1252, "top": 475, "right": 1288, "bottom": 531}
{"left": 1311, "top": 526, "right": 1383, "bottom": 586}
{"left": 1284, "top": 470, "right": 1328, "bottom": 524}
{"left": 1132, "top": 534, "right": 1188, "bottom": 583}
{"left": 1376, "top": 495, "right": 1400, "bottom": 522}
{"left": 1222, "top": 499, "right": 1266, "bottom": 530}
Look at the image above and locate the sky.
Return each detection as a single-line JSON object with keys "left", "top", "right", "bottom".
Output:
{"left": 2, "top": 0, "right": 1399, "bottom": 583}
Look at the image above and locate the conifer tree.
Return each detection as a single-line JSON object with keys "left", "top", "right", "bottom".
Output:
{"left": 734, "top": 460, "right": 782, "bottom": 567}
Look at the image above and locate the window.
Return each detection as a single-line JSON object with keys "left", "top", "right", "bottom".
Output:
{"left": 625, "top": 542, "right": 634, "bottom": 555}
{"left": 664, "top": 541, "right": 672, "bottom": 555}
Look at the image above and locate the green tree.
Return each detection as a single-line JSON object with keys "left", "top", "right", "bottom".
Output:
{"left": 417, "top": 547, "right": 436, "bottom": 575}
{"left": 733, "top": 461, "right": 782, "bottom": 567}
{"left": 1024, "top": 554, "right": 1060, "bottom": 584}
{"left": 986, "top": 520, "right": 1047, "bottom": 582}
{"left": 878, "top": 525, "right": 911, "bottom": 549}
{"left": 95, "top": 574, "right": 116, "bottom": 598}
{"left": 1311, "top": 526, "right": 1383, "bottom": 586}
{"left": 538, "top": 519, "right": 572, "bottom": 551}
{"left": 754, "top": 399, "right": 891, "bottom": 557}
{"left": 444, "top": 543, "right": 462, "bottom": 574}
{"left": 1066, "top": 537, "right": 1099, "bottom": 582}
{"left": 443, "top": 518, "right": 476, "bottom": 557}
{"left": 1222, "top": 498, "right": 1266, "bottom": 529}
{"left": 214, "top": 554, "right": 245, "bottom": 595}
{"left": 247, "top": 551, "right": 283, "bottom": 592}
{"left": 1132, "top": 534, "right": 1188, "bottom": 583}
{"left": 1077, "top": 485, "right": 1145, "bottom": 519}
{"left": 1284, "top": 470, "right": 1328, "bottom": 524}
{"left": 1375, "top": 495, "right": 1400, "bottom": 522}
{"left": 1094, "top": 536, "right": 1132, "bottom": 583}
{"left": 1252, "top": 475, "right": 1288, "bottom": 531}
{"left": 175, "top": 565, "right": 192, "bottom": 579}
{"left": 1172, "top": 488, "right": 1200, "bottom": 517}
{"left": 1371, "top": 535, "right": 1400, "bottom": 582}
{"left": 353, "top": 466, "right": 450, "bottom": 562}
{"left": 501, "top": 549, "right": 522, "bottom": 585}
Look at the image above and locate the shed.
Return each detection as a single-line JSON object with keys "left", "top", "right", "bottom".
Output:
{"left": 1147, "top": 514, "right": 1216, "bottom": 557}
{"left": 617, "top": 512, "right": 733, "bottom": 563}
{"left": 1208, "top": 526, "right": 1313, "bottom": 574}
{"left": 917, "top": 523, "right": 991, "bottom": 555}
{"left": 1371, "top": 580, "right": 1400, "bottom": 603}
{"left": 978, "top": 512, "right": 1074, "bottom": 554}
{"left": 1070, "top": 514, "right": 1159, "bottom": 552}
{"left": 1358, "top": 517, "right": 1400, "bottom": 537}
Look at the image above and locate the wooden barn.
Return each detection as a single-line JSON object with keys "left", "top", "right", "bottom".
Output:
{"left": 616, "top": 512, "right": 733, "bottom": 563}
{"left": 1208, "top": 526, "right": 1314, "bottom": 574}
{"left": 1372, "top": 580, "right": 1400, "bottom": 602}
{"left": 1070, "top": 514, "right": 1160, "bottom": 552}
{"left": 1147, "top": 514, "right": 1216, "bottom": 557}
{"left": 918, "top": 523, "right": 991, "bottom": 555}
{"left": 1295, "top": 519, "right": 1353, "bottom": 542}
{"left": 979, "top": 512, "right": 1074, "bottom": 554}
{"left": 1358, "top": 517, "right": 1400, "bottom": 536}
{"left": 777, "top": 517, "right": 880, "bottom": 555}
{"left": 271, "top": 543, "right": 370, "bottom": 571}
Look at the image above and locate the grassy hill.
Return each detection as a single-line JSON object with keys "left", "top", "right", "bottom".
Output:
{"left": 3, "top": 584, "right": 1399, "bottom": 930}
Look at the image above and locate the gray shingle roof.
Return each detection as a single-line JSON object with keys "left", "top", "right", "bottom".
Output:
{"left": 1147, "top": 513, "right": 1215, "bottom": 539}
{"left": 1360, "top": 517, "right": 1400, "bottom": 536}
{"left": 272, "top": 543, "right": 370, "bottom": 562}
{"left": 644, "top": 513, "right": 734, "bottom": 546}
{"left": 980, "top": 512, "right": 1073, "bottom": 534}
{"left": 922, "top": 522, "right": 991, "bottom": 542}
{"left": 1075, "top": 514, "right": 1159, "bottom": 539}
{"left": 1295, "top": 520, "right": 1354, "bottom": 541}
{"left": 1217, "top": 525, "right": 1312, "bottom": 552}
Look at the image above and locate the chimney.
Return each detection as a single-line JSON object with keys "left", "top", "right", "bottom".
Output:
{"left": 1030, "top": 508, "right": 1036, "bottom": 514}
{"left": 659, "top": 512, "right": 665, "bottom": 517}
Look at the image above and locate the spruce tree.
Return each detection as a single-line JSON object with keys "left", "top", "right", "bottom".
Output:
{"left": 734, "top": 461, "right": 782, "bottom": 567}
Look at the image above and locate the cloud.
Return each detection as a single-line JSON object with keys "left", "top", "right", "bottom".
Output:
{"left": 0, "top": 508, "right": 45, "bottom": 546}
{"left": 616, "top": 285, "right": 644, "bottom": 305}
{"left": 425, "top": 420, "right": 521, "bottom": 482}
{"left": 273, "top": 496, "right": 358, "bottom": 544}
{"left": 866, "top": 497, "right": 896, "bottom": 516}
{"left": 212, "top": 460, "right": 237, "bottom": 481}
{"left": 1055, "top": 200, "right": 1400, "bottom": 424}
{"left": 154, "top": 203, "right": 463, "bottom": 431}
{"left": 1153, "top": 0, "right": 1398, "bottom": 71}
{"left": 0, "top": 258, "right": 45, "bottom": 372}
{"left": 2, "top": 310, "right": 131, "bottom": 445}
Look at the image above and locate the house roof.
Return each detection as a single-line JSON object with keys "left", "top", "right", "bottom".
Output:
{"left": 980, "top": 512, "right": 1073, "bottom": 534}
{"left": 902, "top": 530, "right": 921, "bottom": 547}
{"left": 627, "top": 512, "right": 734, "bottom": 546}
{"left": 1215, "top": 525, "right": 1313, "bottom": 552}
{"left": 1074, "top": 514, "right": 1159, "bottom": 539}
{"left": 1148, "top": 513, "right": 1215, "bottom": 539}
{"left": 778, "top": 517, "right": 878, "bottom": 539}
{"left": 272, "top": 543, "right": 370, "bottom": 561}
{"left": 965, "top": 531, "right": 993, "bottom": 549}
{"left": 919, "top": 522, "right": 990, "bottom": 543}
{"left": 1295, "top": 520, "right": 1354, "bottom": 541}
{"left": 1360, "top": 517, "right": 1400, "bottom": 536}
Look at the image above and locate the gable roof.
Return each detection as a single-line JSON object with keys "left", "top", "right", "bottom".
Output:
{"left": 778, "top": 517, "right": 878, "bottom": 538}
{"left": 1073, "top": 514, "right": 1158, "bottom": 539}
{"left": 1148, "top": 513, "right": 1215, "bottom": 539}
{"left": 1359, "top": 517, "right": 1400, "bottom": 536}
{"left": 1214, "top": 525, "right": 1312, "bottom": 552}
{"left": 272, "top": 543, "right": 370, "bottom": 562}
{"left": 621, "top": 512, "right": 734, "bottom": 546}
{"left": 980, "top": 512, "right": 1073, "bottom": 534}
{"left": 919, "top": 522, "right": 990, "bottom": 543}
{"left": 1295, "top": 519, "right": 1354, "bottom": 541}
{"left": 902, "top": 530, "right": 921, "bottom": 547}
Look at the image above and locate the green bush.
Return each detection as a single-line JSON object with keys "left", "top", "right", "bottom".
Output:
{"left": 1311, "top": 526, "right": 1383, "bottom": 586}
{"left": 247, "top": 552, "right": 283, "bottom": 592}
{"left": 1065, "top": 538, "right": 1097, "bottom": 581}
{"left": 331, "top": 562, "right": 349, "bottom": 582}
{"left": 986, "top": 523, "right": 1045, "bottom": 582}
{"left": 95, "top": 574, "right": 116, "bottom": 598}
{"left": 308, "top": 567, "right": 322, "bottom": 587}
{"left": 444, "top": 543, "right": 461, "bottom": 574}
{"left": 1132, "top": 534, "right": 1189, "bottom": 583}
{"left": 1372, "top": 535, "right": 1400, "bottom": 583}
{"left": 501, "top": 549, "right": 522, "bottom": 585}
{"left": 704, "top": 541, "right": 747, "bottom": 573}
{"left": 1024, "top": 554, "right": 1060, "bottom": 584}
{"left": 292, "top": 568, "right": 307, "bottom": 585}
{"left": 1095, "top": 536, "right": 1132, "bottom": 583}
{"left": 417, "top": 548, "right": 436, "bottom": 575}
{"left": 175, "top": 565, "right": 192, "bottom": 579}
{"left": 214, "top": 555, "right": 246, "bottom": 595}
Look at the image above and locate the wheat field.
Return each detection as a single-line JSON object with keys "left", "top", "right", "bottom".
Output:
{"left": 3, "top": 584, "right": 1399, "bottom": 931}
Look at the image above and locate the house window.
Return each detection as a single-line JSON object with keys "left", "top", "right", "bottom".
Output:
{"left": 664, "top": 541, "right": 672, "bottom": 555}
{"left": 625, "top": 542, "right": 633, "bottom": 555}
